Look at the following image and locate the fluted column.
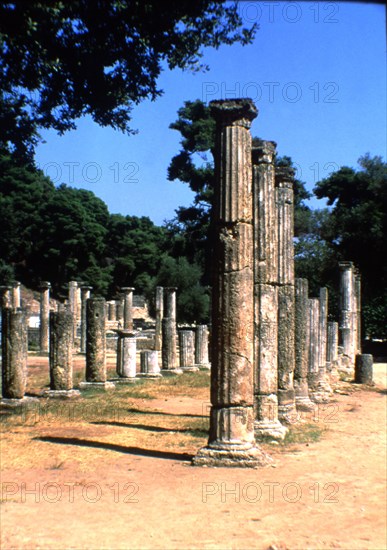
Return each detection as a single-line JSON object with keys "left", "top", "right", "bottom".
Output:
{"left": 155, "top": 286, "right": 164, "bottom": 351}
{"left": 275, "top": 166, "right": 297, "bottom": 421}
{"left": 294, "top": 278, "right": 315, "bottom": 411}
{"left": 194, "top": 98, "right": 269, "bottom": 467}
{"left": 327, "top": 321, "right": 339, "bottom": 380}
{"left": 317, "top": 287, "right": 332, "bottom": 396}
{"left": 161, "top": 287, "right": 181, "bottom": 374}
{"left": 121, "top": 287, "right": 135, "bottom": 330}
{"left": 195, "top": 325, "right": 210, "bottom": 369}
{"left": 80, "top": 286, "right": 92, "bottom": 353}
{"left": 68, "top": 281, "right": 78, "bottom": 339}
{"left": 339, "top": 261, "right": 355, "bottom": 362}
{"left": 179, "top": 330, "right": 198, "bottom": 371}
{"left": 252, "top": 141, "right": 287, "bottom": 439}
{"left": 1, "top": 308, "right": 27, "bottom": 400}
{"left": 354, "top": 269, "right": 362, "bottom": 354}
{"left": 39, "top": 281, "right": 51, "bottom": 354}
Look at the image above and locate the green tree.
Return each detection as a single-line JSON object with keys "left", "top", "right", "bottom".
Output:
{"left": 314, "top": 154, "right": 387, "bottom": 338}
{"left": 0, "top": 1, "right": 256, "bottom": 161}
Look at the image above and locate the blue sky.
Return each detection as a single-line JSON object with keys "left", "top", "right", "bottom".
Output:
{"left": 34, "top": 1, "right": 386, "bottom": 226}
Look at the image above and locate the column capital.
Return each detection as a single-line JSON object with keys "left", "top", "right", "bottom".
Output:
{"left": 275, "top": 166, "right": 295, "bottom": 188}
{"left": 12, "top": 281, "right": 21, "bottom": 288}
{"left": 80, "top": 285, "right": 93, "bottom": 292}
{"left": 252, "top": 140, "right": 277, "bottom": 165}
{"left": 338, "top": 261, "right": 354, "bottom": 271}
{"left": 210, "top": 98, "right": 258, "bottom": 129}
{"left": 164, "top": 287, "right": 178, "bottom": 293}
{"left": 39, "top": 281, "right": 51, "bottom": 290}
{"left": 120, "top": 287, "right": 135, "bottom": 293}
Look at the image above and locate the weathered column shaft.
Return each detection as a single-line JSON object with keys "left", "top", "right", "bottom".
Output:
{"left": 80, "top": 286, "right": 92, "bottom": 354}
{"left": 252, "top": 141, "right": 286, "bottom": 438}
{"left": 1, "top": 308, "right": 28, "bottom": 399}
{"left": 39, "top": 282, "right": 51, "bottom": 353}
{"left": 49, "top": 310, "right": 73, "bottom": 391}
{"left": 108, "top": 301, "right": 117, "bottom": 321}
{"left": 294, "top": 278, "right": 315, "bottom": 410}
{"left": 0, "top": 287, "right": 12, "bottom": 309}
{"left": 164, "top": 287, "right": 177, "bottom": 320}
{"left": 12, "top": 281, "right": 21, "bottom": 309}
{"left": 276, "top": 169, "right": 295, "bottom": 286}
{"left": 161, "top": 318, "right": 178, "bottom": 371}
{"left": 318, "top": 287, "right": 328, "bottom": 368}
{"left": 86, "top": 298, "right": 106, "bottom": 382}
{"left": 339, "top": 261, "right": 355, "bottom": 360}
{"left": 308, "top": 298, "right": 320, "bottom": 386}
{"left": 121, "top": 287, "right": 135, "bottom": 330}
{"left": 327, "top": 321, "right": 339, "bottom": 365}
{"left": 116, "top": 331, "right": 137, "bottom": 378}
{"left": 154, "top": 286, "right": 164, "bottom": 351}
{"left": 140, "top": 350, "right": 160, "bottom": 376}
{"left": 195, "top": 325, "right": 210, "bottom": 367}
{"left": 354, "top": 270, "right": 362, "bottom": 354}
{"left": 194, "top": 98, "right": 268, "bottom": 467}
{"left": 68, "top": 281, "right": 78, "bottom": 338}
{"left": 179, "top": 330, "right": 196, "bottom": 369}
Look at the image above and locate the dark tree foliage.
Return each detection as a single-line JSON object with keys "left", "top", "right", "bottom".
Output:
{"left": 0, "top": 0, "right": 256, "bottom": 161}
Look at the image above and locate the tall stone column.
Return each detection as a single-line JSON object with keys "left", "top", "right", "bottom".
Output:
{"left": 339, "top": 261, "right": 355, "bottom": 362}
{"left": 308, "top": 298, "right": 320, "bottom": 397}
{"left": 80, "top": 298, "right": 114, "bottom": 390}
{"left": 154, "top": 286, "right": 164, "bottom": 352}
{"left": 80, "top": 286, "right": 92, "bottom": 354}
{"left": 1, "top": 308, "right": 28, "bottom": 400}
{"left": 68, "top": 281, "right": 78, "bottom": 339}
{"left": 121, "top": 287, "right": 135, "bottom": 330}
{"left": 195, "top": 325, "right": 210, "bottom": 369}
{"left": 46, "top": 310, "right": 80, "bottom": 397}
{"left": 275, "top": 166, "right": 297, "bottom": 422}
{"left": 39, "top": 281, "right": 51, "bottom": 354}
{"left": 179, "top": 330, "right": 198, "bottom": 371}
{"left": 327, "top": 321, "right": 340, "bottom": 381}
{"left": 294, "top": 278, "right": 315, "bottom": 411}
{"left": 194, "top": 98, "right": 269, "bottom": 467}
{"left": 161, "top": 287, "right": 181, "bottom": 375}
{"left": 354, "top": 269, "right": 362, "bottom": 354}
{"left": 318, "top": 287, "right": 332, "bottom": 395}
{"left": 116, "top": 300, "right": 124, "bottom": 324}
{"left": 12, "top": 281, "right": 21, "bottom": 308}
{"left": 108, "top": 301, "right": 117, "bottom": 321}
{"left": 252, "top": 141, "right": 287, "bottom": 439}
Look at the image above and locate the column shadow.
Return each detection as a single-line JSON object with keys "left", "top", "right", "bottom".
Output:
{"left": 90, "top": 420, "right": 208, "bottom": 436}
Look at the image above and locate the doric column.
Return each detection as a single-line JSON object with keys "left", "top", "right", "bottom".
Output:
{"left": 154, "top": 286, "right": 164, "bottom": 351}
{"left": 327, "top": 321, "right": 339, "bottom": 380}
{"left": 195, "top": 325, "right": 210, "bottom": 369}
{"left": 194, "top": 98, "right": 269, "bottom": 467}
{"left": 80, "top": 298, "right": 113, "bottom": 390}
{"left": 116, "top": 300, "right": 124, "bottom": 323}
{"left": 39, "top": 281, "right": 51, "bottom": 354}
{"left": 294, "top": 278, "right": 315, "bottom": 411}
{"left": 318, "top": 287, "right": 332, "bottom": 395}
{"left": 339, "top": 261, "right": 355, "bottom": 362}
{"left": 108, "top": 300, "right": 117, "bottom": 321}
{"left": 179, "top": 330, "right": 198, "bottom": 371}
{"left": 308, "top": 297, "right": 330, "bottom": 403}
{"left": 12, "top": 281, "right": 21, "bottom": 308}
{"left": 121, "top": 287, "right": 135, "bottom": 330}
{"left": 1, "top": 308, "right": 27, "bottom": 399}
{"left": 47, "top": 309, "right": 79, "bottom": 396}
{"left": 164, "top": 287, "right": 177, "bottom": 320}
{"left": 80, "top": 286, "right": 92, "bottom": 353}
{"left": 161, "top": 287, "right": 181, "bottom": 375}
{"left": 275, "top": 166, "right": 297, "bottom": 421}
{"left": 115, "top": 330, "right": 137, "bottom": 380}
{"left": 68, "top": 281, "right": 78, "bottom": 339}
{"left": 139, "top": 350, "right": 161, "bottom": 378}
{"left": 252, "top": 141, "right": 287, "bottom": 439}
{"left": 354, "top": 269, "right": 362, "bottom": 354}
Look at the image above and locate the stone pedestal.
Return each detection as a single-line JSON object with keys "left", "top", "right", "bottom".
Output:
{"left": 121, "top": 287, "right": 135, "bottom": 330}
{"left": 354, "top": 354, "right": 373, "bottom": 384}
{"left": 252, "top": 141, "right": 287, "bottom": 439}
{"left": 39, "top": 281, "right": 51, "bottom": 354}
{"left": 179, "top": 330, "right": 198, "bottom": 371}
{"left": 114, "top": 330, "right": 137, "bottom": 380}
{"left": 12, "top": 281, "right": 21, "bottom": 308}
{"left": 1, "top": 308, "right": 28, "bottom": 400}
{"left": 80, "top": 298, "right": 114, "bottom": 390}
{"left": 155, "top": 286, "right": 163, "bottom": 352}
{"left": 80, "top": 286, "right": 92, "bottom": 353}
{"left": 294, "top": 279, "right": 315, "bottom": 411}
{"left": 139, "top": 350, "right": 161, "bottom": 378}
{"left": 193, "top": 99, "right": 270, "bottom": 468}
{"left": 195, "top": 325, "right": 210, "bottom": 369}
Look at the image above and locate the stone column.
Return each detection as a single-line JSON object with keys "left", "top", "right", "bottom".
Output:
{"left": 252, "top": 141, "right": 287, "bottom": 439}
{"left": 179, "top": 330, "right": 198, "bottom": 371}
{"left": 1, "top": 308, "right": 28, "bottom": 400}
{"left": 121, "top": 287, "right": 135, "bottom": 330}
{"left": 0, "top": 286, "right": 12, "bottom": 309}
{"left": 276, "top": 166, "right": 297, "bottom": 422}
{"left": 354, "top": 269, "right": 362, "bottom": 354}
{"left": 114, "top": 330, "right": 137, "bottom": 382}
{"left": 39, "top": 281, "right": 51, "bottom": 354}
{"left": 308, "top": 298, "right": 329, "bottom": 403}
{"left": 195, "top": 325, "right": 210, "bottom": 369}
{"left": 317, "top": 287, "right": 332, "bottom": 396}
{"left": 108, "top": 301, "right": 117, "bottom": 321}
{"left": 339, "top": 261, "right": 355, "bottom": 362}
{"left": 327, "top": 321, "right": 340, "bottom": 380}
{"left": 12, "top": 281, "right": 21, "bottom": 308}
{"left": 80, "top": 298, "right": 113, "bottom": 390}
{"left": 80, "top": 286, "right": 92, "bottom": 353}
{"left": 194, "top": 98, "right": 269, "bottom": 467}
{"left": 68, "top": 281, "right": 78, "bottom": 339}
{"left": 139, "top": 350, "right": 161, "bottom": 378}
{"left": 116, "top": 300, "right": 124, "bottom": 324}
{"left": 154, "top": 286, "right": 164, "bottom": 352}
{"left": 161, "top": 287, "right": 181, "bottom": 375}
{"left": 294, "top": 278, "right": 315, "bottom": 411}
{"left": 46, "top": 310, "right": 80, "bottom": 397}
{"left": 355, "top": 354, "right": 373, "bottom": 384}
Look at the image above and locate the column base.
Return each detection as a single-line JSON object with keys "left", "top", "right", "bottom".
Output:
{"left": 160, "top": 368, "right": 183, "bottom": 376}
{"left": 254, "top": 420, "right": 288, "bottom": 440}
{"left": 278, "top": 402, "right": 299, "bottom": 424}
{"left": 295, "top": 395, "right": 317, "bottom": 412}
{"left": 192, "top": 443, "right": 271, "bottom": 468}
{"left": 43, "top": 389, "right": 81, "bottom": 399}
{"left": 196, "top": 363, "right": 211, "bottom": 370}
{"left": 136, "top": 373, "right": 162, "bottom": 379}
{"left": 1, "top": 396, "right": 40, "bottom": 408}
{"left": 181, "top": 366, "right": 200, "bottom": 372}
{"left": 110, "top": 377, "right": 139, "bottom": 385}
{"left": 79, "top": 381, "right": 115, "bottom": 391}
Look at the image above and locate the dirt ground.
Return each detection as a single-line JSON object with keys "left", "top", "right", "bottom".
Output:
{"left": 1, "top": 355, "right": 386, "bottom": 550}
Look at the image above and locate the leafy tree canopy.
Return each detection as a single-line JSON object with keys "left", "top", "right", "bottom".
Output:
{"left": 0, "top": 1, "right": 256, "bottom": 161}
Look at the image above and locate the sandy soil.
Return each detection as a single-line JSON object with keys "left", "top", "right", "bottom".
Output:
{"left": 0, "top": 357, "right": 386, "bottom": 550}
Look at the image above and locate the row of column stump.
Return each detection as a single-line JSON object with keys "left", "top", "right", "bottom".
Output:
{"left": 0, "top": 98, "right": 374, "bottom": 469}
